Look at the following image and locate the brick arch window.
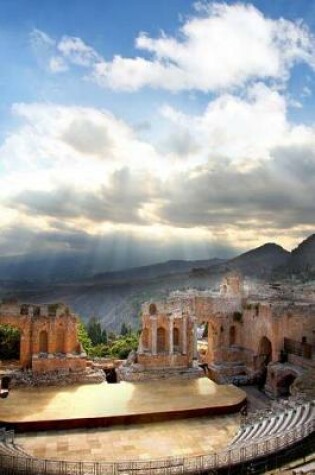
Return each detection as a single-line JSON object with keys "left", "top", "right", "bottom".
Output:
{"left": 157, "top": 327, "right": 166, "bottom": 353}
{"left": 39, "top": 330, "right": 48, "bottom": 353}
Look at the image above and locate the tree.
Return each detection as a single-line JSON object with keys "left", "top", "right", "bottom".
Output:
{"left": 101, "top": 328, "right": 107, "bottom": 344}
{"left": 120, "top": 322, "right": 129, "bottom": 336}
{"left": 77, "top": 321, "right": 93, "bottom": 354}
{"left": 87, "top": 317, "right": 103, "bottom": 345}
{"left": 0, "top": 324, "right": 20, "bottom": 360}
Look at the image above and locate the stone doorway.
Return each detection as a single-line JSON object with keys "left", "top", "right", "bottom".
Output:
{"left": 277, "top": 373, "right": 297, "bottom": 397}
{"left": 256, "top": 336, "right": 272, "bottom": 389}
{"left": 257, "top": 336, "right": 272, "bottom": 368}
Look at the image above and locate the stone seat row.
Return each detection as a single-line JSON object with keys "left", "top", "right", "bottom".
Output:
{"left": 230, "top": 401, "right": 315, "bottom": 447}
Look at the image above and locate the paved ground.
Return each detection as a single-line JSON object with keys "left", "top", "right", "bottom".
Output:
{"left": 17, "top": 414, "right": 240, "bottom": 462}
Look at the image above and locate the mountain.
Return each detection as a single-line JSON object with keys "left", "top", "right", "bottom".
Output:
{"left": 0, "top": 234, "right": 314, "bottom": 331}
{"left": 93, "top": 258, "right": 225, "bottom": 283}
{"left": 287, "top": 234, "right": 315, "bottom": 276}
{"left": 225, "top": 242, "right": 290, "bottom": 277}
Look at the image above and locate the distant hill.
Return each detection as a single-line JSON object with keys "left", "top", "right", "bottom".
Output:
{"left": 93, "top": 258, "right": 225, "bottom": 283}
{"left": 0, "top": 233, "right": 314, "bottom": 331}
{"left": 225, "top": 243, "right": 290, "bottom": 277}
{"left": 286, "top": 234, "right": 315, "bottom": 276}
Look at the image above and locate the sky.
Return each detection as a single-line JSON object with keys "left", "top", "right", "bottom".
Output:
{"left": 0, "top": 0, "right": 315, "bottom": 271}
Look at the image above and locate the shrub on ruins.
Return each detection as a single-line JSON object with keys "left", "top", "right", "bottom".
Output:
{"left": 77, "top": 321, "right": 93, "bottom": 354}
{"left": 0, "top": 324, "right": 20, "bottom": 359}
{"left": 107, "top": 333, "right": 139, "bottom": 359}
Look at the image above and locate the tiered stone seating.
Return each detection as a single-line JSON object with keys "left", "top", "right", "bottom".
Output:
{"left": 230, "top": 401, "right": 315, "bottom": 448}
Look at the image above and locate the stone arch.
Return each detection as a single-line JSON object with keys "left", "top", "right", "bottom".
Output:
{"left": 255, "top": 336, "right": 273, "bottom": 385}
{"left": 277, "top": 372, "right": 297, "bottom": 397}
{"left": 149, "top": 303, "right": 157, "bottom": 316}
{"left": 258, "top": 336, "right": 272, "bottom": 364}
{"left": 142, "top": 327, "right": 149, "bottom": 350}
{"left": 39, "top": 330, "right": 48, "bottom": 353}
{"left": 229, "top": 325, "right": 236, "bottom": 346}
{"left": 157, "top": 327, "right": 166, "bottom": 353}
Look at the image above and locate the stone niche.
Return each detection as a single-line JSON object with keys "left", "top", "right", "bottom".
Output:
{"left": 0, "top": 302, "right": 86, "bottom": 374}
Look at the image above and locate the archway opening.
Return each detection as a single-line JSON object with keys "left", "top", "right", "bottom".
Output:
{"left": 157, "top": 327, "right": 166, "bottom": 353}
{"left": 39, "top": 330, "right": 48, "bottom": 353}
{"left": 277, "top": 373, "right": 297, "bottom": 397}
{"left": 173, "top": 327, "right": 180, "bottom": 352}
{"left": 258, "top": 336, "right": 272, "bottom": 363}
{"left": 257, "top": 336, "right": 272, "bottom": 388}
{"left": 0, "top": 324, "right": 21, "bottom": 363}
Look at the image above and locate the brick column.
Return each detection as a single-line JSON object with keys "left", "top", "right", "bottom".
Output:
{"left": 169, "top": 317, "right": 174, "bottom": 355}
{"left": 151, "top": 317, "right": 157, "bottom": 355}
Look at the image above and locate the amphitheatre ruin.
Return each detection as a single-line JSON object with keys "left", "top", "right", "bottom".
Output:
{"left": 0, "top": 273, "right": 314, "bottom": 474}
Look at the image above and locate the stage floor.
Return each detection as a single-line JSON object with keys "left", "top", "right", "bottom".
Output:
{"left": 0, "top": 378, "right": 246, "bottom": 430}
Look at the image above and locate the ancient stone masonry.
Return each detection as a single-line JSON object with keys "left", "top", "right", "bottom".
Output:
{"left": 128, "top": 272, "right": 315, "bottom": 396}
{"left": 0, "top": 302, "right": 86, "bottom": 374}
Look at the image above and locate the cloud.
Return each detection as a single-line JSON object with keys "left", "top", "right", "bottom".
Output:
{"left": 91, "top": 2, "right": 315, "bottom": 92}
{"left": 158, "top": 144, "right": 315, "bottom": 233}
{"left": 9, "top": 168, "right": 158, "bottom": 225}
{"left": 1, "top": 87, "right": 314, "bottom": 257}
{"left": 57, "top": 35, "right": 101, "bottom": 66}
{"left": 32, "top": 4, "right": 315, "bottom": 92}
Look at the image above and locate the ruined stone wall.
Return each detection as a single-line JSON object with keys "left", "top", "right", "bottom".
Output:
{"left": 0, "top": 302, "right": 86, "bottom": 374}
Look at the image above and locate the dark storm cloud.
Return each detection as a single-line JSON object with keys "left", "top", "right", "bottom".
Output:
{"left": 158, "top": 145, "right": 315, "bottom": 230}
{"left": 0, "top": 224, "right": 238, "bottom": 279}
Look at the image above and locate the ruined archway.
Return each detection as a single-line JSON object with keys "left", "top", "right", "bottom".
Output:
{"left": 277, "top": 373, "right": 297, "bottom": 397}
{"left": 256, "top": 336, "right": 272, "bottom": 387}
{"left": 39, "top": 330, "right": 48, "bottom": 353}
{"left": 258, "top": 336, "right": 272, "bottom": 365}
{"left": 157, "top": 327, "right": 166, "bottom": 353}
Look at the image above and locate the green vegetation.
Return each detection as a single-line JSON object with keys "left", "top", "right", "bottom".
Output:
{"left": 78, "top": 318, "right": 139, "bottom": 360}
{"left": 0, "top": 324, "right": 21, "bottom": 360}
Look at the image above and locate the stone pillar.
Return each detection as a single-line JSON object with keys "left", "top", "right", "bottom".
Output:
{"left": 169, "top": 317, "right": 174, "bottom": 355}
{"left": 138, "top": 331, "right": 144, "bottom": 354}
{"left": 182, "top": 316, "right": 187, "bottom": 355}
{"left": 151, "top": 317, "right": 157, "bottom": 355}
{"left": 20, "top": 327, "right": 32, "bottom": 369}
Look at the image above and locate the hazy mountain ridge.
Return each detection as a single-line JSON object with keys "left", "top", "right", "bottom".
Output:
{"left": 0, "top": 234, "right": 314, "bottom": 331}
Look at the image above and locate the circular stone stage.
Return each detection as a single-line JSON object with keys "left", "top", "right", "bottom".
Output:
{"left": 0, "top": 378, "right": 246, "bottom": 432}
